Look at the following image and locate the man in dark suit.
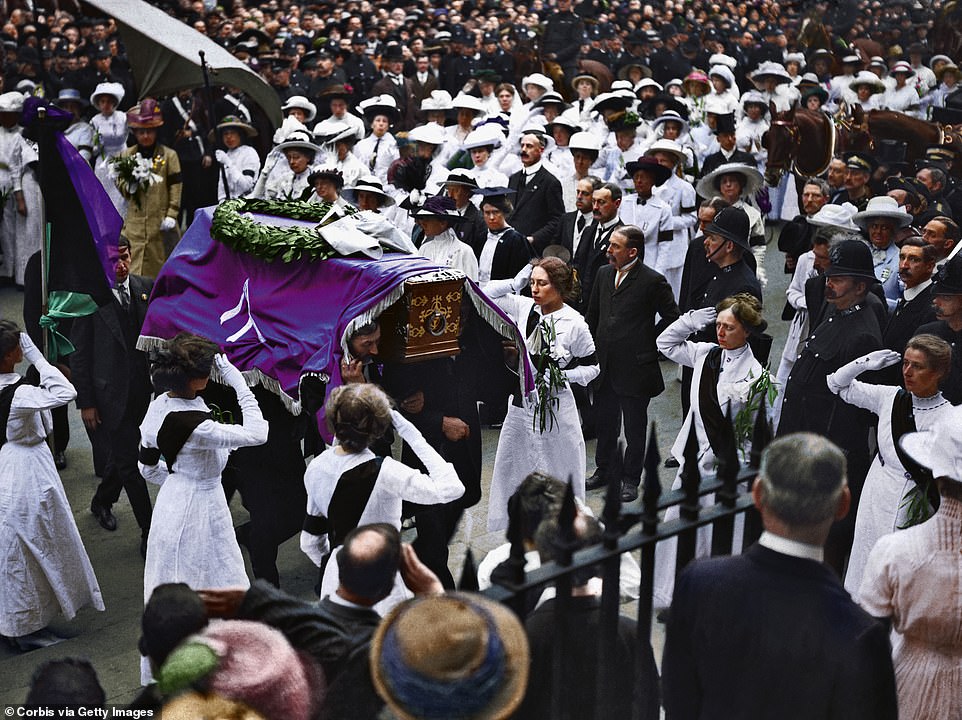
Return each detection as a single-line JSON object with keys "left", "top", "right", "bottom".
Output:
{"left": 71, "top": 236, "right": 153, "bottom": 553}
{"left": 370, "top": 43, "right": 419, "bottom": 132}
{"left": 507, "top": 132, "right": 566, "bottom": 254}
{"left": 409, "top": 53, "right": 439, "bottom": 122}
{"left": 916, "top": 253, "right": 962, "bottom": 404}
{"left": 662, "top": 433, "right": 898, "bottom": 720}
{"left": 558, "top": 176, "right": 601, "bottom": 258}
{"left": 586, "top": 225, "right": 679, "bottom": 501}
{"left": 573, "top": 182, "right": 624, "bottom": 313}
{"left": 882, "top": 238, "right": 938, "bottom": 375}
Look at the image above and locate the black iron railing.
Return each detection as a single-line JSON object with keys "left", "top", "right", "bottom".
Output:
{"left": 469, "top": 399, "right": 774, "bottom": 720}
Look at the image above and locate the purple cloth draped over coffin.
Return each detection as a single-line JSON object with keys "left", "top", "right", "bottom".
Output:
{"left": 140, "top": 207, "right": 533, "bottom": 413}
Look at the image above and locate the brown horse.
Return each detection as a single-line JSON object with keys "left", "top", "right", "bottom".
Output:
{"left": 764, "top": 106, "right": 838, "bottom": 192}
{"left": 844, "top": 109, "right": 962, "bottom": 178}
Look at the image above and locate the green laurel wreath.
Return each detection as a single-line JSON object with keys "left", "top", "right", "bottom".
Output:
{"left": 210, "top": 198, "right": 354, "bottom": 263}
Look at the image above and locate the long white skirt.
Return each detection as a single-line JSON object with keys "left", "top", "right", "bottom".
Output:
{"left": 487, "top": 385, "right": 586, "bottom": 532}
{"left": 652, "top": 464, "right": 746, "bottom": 609}
{"left": 0, "top": 441, "right": 104, "bottom": 637}
{"left": 141, "top": 472, "right": 248, "bottom": 684}
{"left": 844, "top": 456, "right": 914, "bottom": 600}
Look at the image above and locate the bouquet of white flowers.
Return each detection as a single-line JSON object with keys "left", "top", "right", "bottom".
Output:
{"left": 107, "top": 154, "right": 161, "bottom": 209}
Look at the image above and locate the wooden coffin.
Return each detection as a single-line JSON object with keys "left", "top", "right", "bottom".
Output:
{"left": 378, "top": 272, "right": 464, "bottom": 363}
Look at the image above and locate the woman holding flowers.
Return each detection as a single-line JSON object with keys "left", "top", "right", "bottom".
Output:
{"left": 653, "top": 293, "right": 775, "bottom": 607}
{"left": 482, "top": 257, "right": 599, "bottom": 532}
{"left": 116, "top": 98, "right": 182, "bottom": 278}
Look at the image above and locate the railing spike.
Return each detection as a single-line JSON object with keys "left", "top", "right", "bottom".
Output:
{"left": 749, "top": 390, "right": 772, "bottom": 469}
{"left": 641, "top": 422, "right": 662, "bottom": 531}
{"left": 601, "top": 441, "right": 624, "bottom": 547}
{"left": 556, "top": 476, "right": 578, "bottom": 565}
{"left": 458, "top": 547, "right": 480, "bottom": 592}
{"left": 679, "top": 420, "right": 701, "bottom": 520}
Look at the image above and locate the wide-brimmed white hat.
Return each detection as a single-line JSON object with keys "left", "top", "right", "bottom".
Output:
{"left": 452, "top": 92, "right": 485, "bottom": 114}
{"left": 651, "top": 109, "right": 689, "bottom": 134}
{"left": 890, "top": 61, "right": 916, "bottom": 77}
{"left": 0, "top": 91, "right": 25, "bottom": 113}
{"left": 274, "top": 127, "right": 321, "bottom": 155}
{"left": 696, "top": 162, "right": 764, "bottom": 199}
{"left": 645, "top": 138, "right": 687, "bottom": 165}
{"left": 708, "top": 65, "right": 736, "bottom": 89}
{"left": 784, "top": 52, "right": 806, "bottom": 69}
{"left": 544, "top": 107, "right": 582, "bottom": 134}
{"left": 90, "top": 81, "right": 125, "bottom": 106}
{"left": 341, "top": 175, "right": 395, "bottom": 207}
{"left": 900, "top": 404, "right": 962, "bottom": 482}
{"left": 281, "top": 95, "right": 317, "bottom": 122}
{"left": 568, "top": 131, "right": 602, "bottom": 153}
{"left": 520, "top": 73, "right": 554, "bottom": 92}
{"left": 462, "top": 123, "right": 505, "bottom": 151}
{"left": 708, "top": 53, "right": 738, "bottom": 70}
{"left": 807, "top": 202, "right": 859, "bottom": 230}
{"left": 357, "top": 94, "right": 399, "bottom": 123}
{"left": 751, "top": 61, "right": 792, "bottom": 85}
{"left": 849, "top": 70, "right": 886, "bottom": 94}
{"left": 421, "top": 90, "right": 453, "bottom": 112}
{"left": 852, "top": 195, "right": 913, "bottom": 230}
{"left": 408, "top": 122, "right": 447, "bottom": 145}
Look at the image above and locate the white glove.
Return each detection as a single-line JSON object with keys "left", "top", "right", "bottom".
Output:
{"left": 512, "top": 263, "right": 534, "bottom": 293}
{"left": 19, "top": 332, "right": 42, "bottom": 365}
{"left": 829, "top": 349, "right": 902, "bottom": 390}
{"left": 160, "top": 216, "right": 177, "bottom": 232}
{"left": 215, "top": 149, "right": 229, "bottom": 165}
{"left": 213, "top": 353, "right": 248, "bottom": 393}
{"left": 686, "top": 307, "right": 717, "bottom": 332}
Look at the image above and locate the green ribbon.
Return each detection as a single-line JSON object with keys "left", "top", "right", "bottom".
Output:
{"left": 39, "top": 291, "right": 99, "bottom": 359}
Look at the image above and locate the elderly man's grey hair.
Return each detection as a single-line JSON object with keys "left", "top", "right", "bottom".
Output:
{"left": 756, "top": 433, "right": 847, "bottom": 527}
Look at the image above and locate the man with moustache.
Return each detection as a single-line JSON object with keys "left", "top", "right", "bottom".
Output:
{"left": 558, "top": 176, "right": 601, "bottom": 258}
{"left": 882, "top": 238, "right": 938, "bottom": 363}
{"left": 507, "top": 133, "right": 565, "bottom": 254}
{"left": 778, "top": 239, "right": 884, "bottom": 576}
{"left": 574, "top": 182, "right": 624, "bottom": 313}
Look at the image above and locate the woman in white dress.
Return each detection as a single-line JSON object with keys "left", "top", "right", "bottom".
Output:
{"left": 301, "top": 383, "right": 463, "bottom": 611}
{"left": 414, "top": 195, "right": 479, "bottom": 281}
{"left": 89, "top": 82, "right": 128, "bottom": 214}
{"left": 827, "top": 336, "right": 954, "bottom": 598}
{"left": 139, "top": 333, "right": 268, "bottom": 615}
{"left": 858, "top": 413, "right": 962, "bottom": 720}
{"left": 483, "top": 257, "right": 600, "bottom": 532}
{"left": 250, "top": 125, "right": 320, "bottom": 201}
{"left": 210, "top": 116, "right": 261, "bottom": 201}
{"left": 653, "top": 294, "right": 772, "bottom": 607}
{"left": 0, "top": 323, "right": 103, "bottom": 650}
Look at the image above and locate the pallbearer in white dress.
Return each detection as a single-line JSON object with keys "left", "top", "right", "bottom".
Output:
{"left": 0, "top": 323, "right": 104, "bottom": 650}
{"left": 138, "top": 334, "right": 267, "bottom": 686}
{"left": 483, "top": 259, "right": 600, "bottom": 532}
{"left": 653, "top": 295, "right": 773, "bottom": 607}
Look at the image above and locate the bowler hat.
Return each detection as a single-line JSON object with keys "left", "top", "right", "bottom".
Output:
{"left": 705, "top": 206, "right": 752, "bottom": 250}
{"left": 824, "top": 239, "right": 877, "bottom": 281}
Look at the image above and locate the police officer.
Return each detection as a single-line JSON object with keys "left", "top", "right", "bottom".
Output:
{"left": 777, "top": 239, "right": 884, "bottom": 576}
{"left": 542, "top": 0, "right": 585, "bottom": 88}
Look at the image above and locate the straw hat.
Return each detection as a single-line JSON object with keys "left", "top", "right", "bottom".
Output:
{"left": 341, "top": 175, "right": 395, "bottom": 207}
{"left": 213, "top": 115, "right": 257, "bottom": 138}
{"left": 408, "top": 122, "right": 448, "bottom": 146}
{"left": 696, "top": 162, "right": 764, "bottom": 199}
{"left": 852, "top": 196, "right": 913, "bottom": 230}
{"left": 370, "top": 593, "right": 529, "bottom": 720}
{"left": 452, "top": 92, "right": 486, "bottom": 114}
{"left": 682, "top": 70, "right": 711, "bottom": 95}
{"left": 936, "top": 62, "right": 960, "bottom": 82}
{"left": 571, "top": 71, "right": 600, "bottom": 92}
{"left": 651, "top": 109, "right": 689, "bottom": 134}
{"left": 126, "top": 98, "right": 164, "bottom": 128}
{"left": 568, "top": 131, "right": 602, "bottom": 154}
{"left": 645, "top": 138, "right": 687, "bottom": 165}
